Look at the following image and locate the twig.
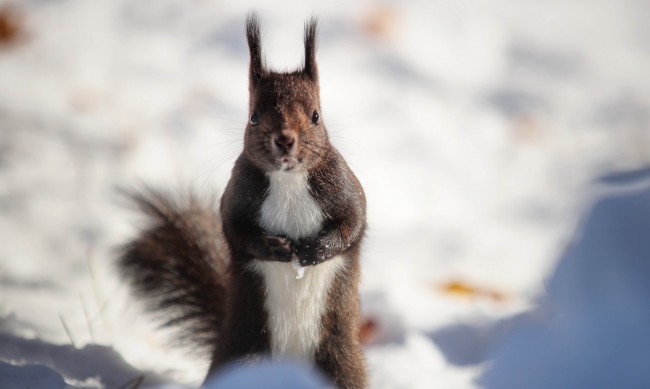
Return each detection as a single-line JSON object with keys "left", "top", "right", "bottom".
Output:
{"left": 58, "top": 313, "right": 77, "bottom": 348}
{"left": 80, "top": 293, "right": 95, "bottom": 343}
{"left": 86, "top": 249, "right": 113, "bottom": 341}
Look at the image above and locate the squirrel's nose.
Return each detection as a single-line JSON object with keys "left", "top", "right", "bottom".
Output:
{"left": 273, "top": 132, "right": 296, "bottom": 152}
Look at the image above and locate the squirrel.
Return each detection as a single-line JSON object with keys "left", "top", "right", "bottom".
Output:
{"left": 118, "top": 13, "right": 368, "bottom": 389}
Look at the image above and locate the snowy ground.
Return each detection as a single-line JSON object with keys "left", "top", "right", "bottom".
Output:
{"left": 1, "top": 0, "right": 649, "bottom": 388}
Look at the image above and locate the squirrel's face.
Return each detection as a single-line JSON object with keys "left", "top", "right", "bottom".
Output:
{"left": 244, "top": 74, "right": 329, "bottom": 173}
{"left": 243, "top": 14, "right": 328, "bottom": 173}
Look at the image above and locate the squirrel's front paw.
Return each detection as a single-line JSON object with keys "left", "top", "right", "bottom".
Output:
{"left": 255, "top": 234, "right": 294, "bottom": 262}
{"left": 296, "top": 237, "right": 329, "bottom": 266}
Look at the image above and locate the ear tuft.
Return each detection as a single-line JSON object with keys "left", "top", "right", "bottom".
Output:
{"left": 303, "top": 16, "right": 319, "bottom": 81}
{"left": 246, "top": 12, "right": 264, "bottom": 81}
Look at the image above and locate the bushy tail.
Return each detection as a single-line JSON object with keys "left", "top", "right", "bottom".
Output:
{"left": 118, "top": 188, "right": 228, "bottom": 353}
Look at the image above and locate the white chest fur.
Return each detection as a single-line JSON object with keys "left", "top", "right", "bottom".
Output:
{"left": 253, "top": 171, "right": 343, "bottom": 361}
{"left": 251, "top": 256, "right": 344, "bottom": 360}
{"left": 258, "top": 171, "right": 323, "bottom": 239}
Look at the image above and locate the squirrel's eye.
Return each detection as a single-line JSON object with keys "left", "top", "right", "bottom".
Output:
{"left": 311, "top": 110, "right": 319, "bottom": 125}
{"left": 250, "top": 112, "right": 259, "bottom": 126}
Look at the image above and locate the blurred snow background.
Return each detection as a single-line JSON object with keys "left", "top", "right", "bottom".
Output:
{"left": 0, "top": 0, "right": 649, "bottom": 388}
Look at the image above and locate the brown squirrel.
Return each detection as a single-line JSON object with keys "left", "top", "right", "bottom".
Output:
{"left": 118, "top": 14, "right": 368, "bottom": 389}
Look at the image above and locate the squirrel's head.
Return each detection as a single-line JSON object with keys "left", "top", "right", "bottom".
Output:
{"left": 244, "top": 13, "right": 330, "bottom": 173}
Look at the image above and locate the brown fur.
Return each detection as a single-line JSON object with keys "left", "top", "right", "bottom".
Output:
{"left": 118, "top": 13, "right": 367, "bottom": 389}
{"left": 118, "top": 189, "right": 228, "bottom": 350}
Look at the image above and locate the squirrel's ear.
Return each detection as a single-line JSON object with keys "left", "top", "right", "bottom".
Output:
{"left": 246, "top": 12, "right": 264, "bottom": 83}
{"left": 303, "top": 17, "right": 318, "bottom": 81}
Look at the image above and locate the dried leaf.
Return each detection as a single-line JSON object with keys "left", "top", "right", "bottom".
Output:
{"left": 359, "top": 317, "right": 378, "bottom": 345}
{"left": 360, "top": 6, "right": 400, "bottom": 42}
{"left": 0, "top": 5, "right": 25, "bottom": 47}
{"left": 438, "top": 280, "right": 507, "bottom": 302}
{"left": 512, "top": 114, "right": 546, "bottom": 144}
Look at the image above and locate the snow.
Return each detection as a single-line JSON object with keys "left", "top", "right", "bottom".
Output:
{"left": 1, "top": 0, "right": 650, "bottom": 388}
{"left": 203, "top": 361, "right": 329, "bottom": 389}
{"left": 291, "top": 258, "right": 306, "bottom": 280}
{"left": 480, "top": 171, "right": 650, "bottom": 389}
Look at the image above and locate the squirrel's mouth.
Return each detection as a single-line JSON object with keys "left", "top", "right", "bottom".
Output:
{"left": 277, "top": 156, "right": 299, "bottom": 171}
